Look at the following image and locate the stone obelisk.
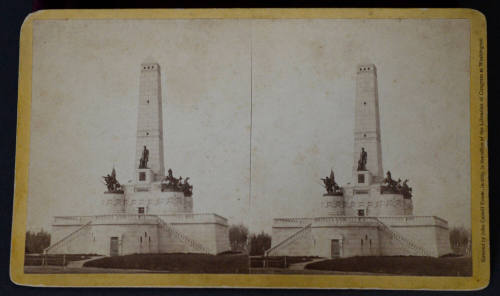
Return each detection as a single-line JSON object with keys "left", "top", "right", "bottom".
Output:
{"left": 352, "top": 64, "right": 383, "bottom": 180}
{"left": 135, "top": 58, "right": 165, "bottom": 182}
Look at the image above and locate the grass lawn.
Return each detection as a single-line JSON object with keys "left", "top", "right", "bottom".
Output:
{"left": 83, "top": 253, "right": 249, "bottom": 273}
{"left": 305, "top": 256, "right": 472, "bottom": 276}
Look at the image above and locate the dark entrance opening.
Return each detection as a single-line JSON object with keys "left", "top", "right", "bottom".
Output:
{"left": 110, "top": 237, "right": 119, "bottom": 256}
{"left": 331, "top": 239, "right": 341, "bottom": 258}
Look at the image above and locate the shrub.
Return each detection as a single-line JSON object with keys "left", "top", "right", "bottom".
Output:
{"left": 25, "top": 229, "right": 51, "bottom": 254}
{"left": 229, "top": 224, "right": 249, "bottom": 252}
{"left": 248, "top": 232, "right": 271, "bottom": 256}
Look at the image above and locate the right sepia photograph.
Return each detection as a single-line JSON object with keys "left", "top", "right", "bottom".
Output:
{"left": 247, "top": 19, "right": 471, "bottom": 276}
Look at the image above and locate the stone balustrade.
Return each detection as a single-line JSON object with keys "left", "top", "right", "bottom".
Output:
{"left": 377, "top": 216, "right": 449, "bottom": 229}
{"left": 157, "top": 213, "right": 228, "bottom": 225}
{"left": 272, "top": 215, "right": 448, "bottom": 229}
{"left": 53, "top": 213, "right": 228, "bottom": 226}
{"left": 313, "top": 216, "right": 380, "bottom": 227}
{"left": 53, "top": 214, "right": 159, "bottom": 225}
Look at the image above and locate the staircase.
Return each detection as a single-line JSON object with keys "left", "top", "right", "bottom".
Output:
{"left": 375, "top": 218, "right": 433, "bottom": 257}
{"left": 44, "top": 221, "right": 92, "bottom": 254}
{"left": 265, "top": 223, "right": 312, "bottom": 256}
{"left": 156, "top": 217, "right": 210, "bottom": 254}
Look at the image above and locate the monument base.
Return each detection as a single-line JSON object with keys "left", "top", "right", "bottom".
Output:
{"left": 267, "top": 215, "right": 452, "bottom": 258}
{"left": 46, "top": 213, "right": 230, "bottom": 256}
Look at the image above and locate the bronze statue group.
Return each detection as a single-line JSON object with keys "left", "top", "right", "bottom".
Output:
{"left": 321, "top": 170, "right": 343, "bottom": 195}
{"left": 102, "top": 167, "right": 123, "bottom": 193}
{"left": 320, "top": 147, "right": 412, "bottom": 199}
{"left": 161, "top": 168, "right": 193, "bottom": 197}
{"left": 381, "top": 171, "right": 412, "bottom": 199}
{"left": 102, "top": 145, "right": 193, "bottom": 197}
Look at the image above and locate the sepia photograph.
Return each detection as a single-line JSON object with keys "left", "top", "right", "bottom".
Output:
{"left": 11, "top": 9, "right": 488, "bottom": 289}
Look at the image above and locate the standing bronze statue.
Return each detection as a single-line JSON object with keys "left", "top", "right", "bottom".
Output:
{"left": 139, "top": 145, "right": 149, "bottom": 168}
{"left": 357, "top": 147, "right": 367, "bottom": 171}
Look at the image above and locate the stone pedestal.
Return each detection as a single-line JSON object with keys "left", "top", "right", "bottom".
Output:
{"left": 403, "top": 199, "right": 414, "bottom": 215}
{"left": 354, "top": 170, "right": 372, "bottom": 186}
{"left": 377, "top": 193, "right": 405, "bottom": 216}
{"left": 136, "top": 168, "right": 153, "bottom": 184}
{"left": 98, "top": 192, "right": 125, "bottom": 214}
{"left": 321, "top": 194, "right": 345, "bottom": 216}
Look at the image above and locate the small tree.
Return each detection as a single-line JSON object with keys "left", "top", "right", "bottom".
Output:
{"left": 248, "top": 232, "right": 271, "bottom": 256}
{"left": 449, "top": 226, "right": 471, "bottom": 256}
{"left": 229, "top": 224, "right": 249, "bottom": 252}
{"left": 25, "top": 229, "right": 51, "bottom": 254}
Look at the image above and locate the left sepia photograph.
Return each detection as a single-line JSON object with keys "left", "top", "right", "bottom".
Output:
{"left": 24, "top": 19, "right": 252, "bottom": 274}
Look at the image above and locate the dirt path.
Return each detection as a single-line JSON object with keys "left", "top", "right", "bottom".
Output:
{"left": 288, "top": 258, "right": 327, "bottom": 270}
{"left": 66, "top": 255, "right": 106, "bottom": 268}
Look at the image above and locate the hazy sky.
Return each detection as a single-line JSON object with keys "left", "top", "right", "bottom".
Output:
{"left": 27, "top": 18, "right": 470, "bottom": 234}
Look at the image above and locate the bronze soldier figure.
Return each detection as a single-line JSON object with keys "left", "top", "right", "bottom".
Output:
{"left": 357, "top": 147, "right": 367, "bottom": 171}
{"left": 139, "top": 145, "right": 149, "bottom": 168}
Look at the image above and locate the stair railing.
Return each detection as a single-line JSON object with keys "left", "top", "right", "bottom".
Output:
{"left": 265, "top": 223, "right": 312, "bottom": 256}
{"left": 156, "top": 217, "right": 210, "bottom": 254}
{"left": 375, "top": 218, "right": 432, "bottom": 256}
{"left": 44, "top": 221, "right": 92, "bottom": 254}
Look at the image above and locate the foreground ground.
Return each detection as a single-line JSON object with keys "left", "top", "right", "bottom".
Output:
{"left": 24, "top": 254, "right": 97, "bottom": 266}
{"left": 24, "top": 254, "right": 471, "bottom": 276}
{"left": 305, "top": 256, "right": 472, "bottom": 276}
{"left": 24, "top": 265, "right": 164, "bottom": 274}
{"left": 83, "top": 253, "right": 249, "bottom": 273}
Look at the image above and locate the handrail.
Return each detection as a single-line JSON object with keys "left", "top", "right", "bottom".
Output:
{"left": 44, "top": 221, "right": 92, "bottom": 254}
{"left": 375, "top": 218, "right": 432, "bottom": 256}
{"left": 265, "top": 223, "right": 312, "bottom": 256}
{"left": 156, "top": 217, "right": 210, "bottom": 254}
